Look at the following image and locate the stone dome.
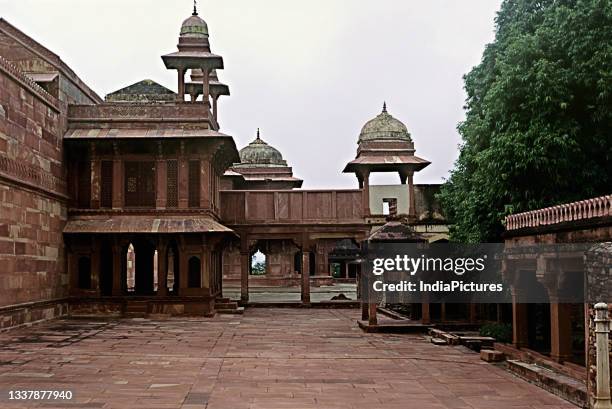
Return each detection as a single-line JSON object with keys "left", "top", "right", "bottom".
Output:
{"left": 358, "top": 103, "right": 412, "bottom": 143}
{"left": 180, "top": 14, "right": 208, "bottom": 37}
{"left": 237, "top": 130, "right": 287, "bottom": 167}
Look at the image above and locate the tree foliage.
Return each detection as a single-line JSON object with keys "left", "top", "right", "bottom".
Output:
{"left": 439, "top": 0, "right": 612, "bottom": 242}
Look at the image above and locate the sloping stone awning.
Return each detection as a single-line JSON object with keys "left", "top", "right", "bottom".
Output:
{"left": 343, "top": 155, "right": 430, "bottom": 173}
{"left": 64, "top": 215, "right": 235, "bottom": 235}
{"left": 63, "top": 128, "right": 233, "bottom": 139}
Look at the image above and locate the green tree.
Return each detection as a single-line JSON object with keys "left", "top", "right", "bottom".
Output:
{"left": 439, "top": 0, "right": 612, "bottom": 242}
{"left": 251, "top": 261, "right": 266, "bottom": 275}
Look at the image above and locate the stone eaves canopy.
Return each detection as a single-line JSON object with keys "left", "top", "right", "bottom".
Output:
{"left": 63, "top": 128, "right": 234, "bottom": 140}
{"left": 64, "top": 215, "right": 236, "bottom": 235}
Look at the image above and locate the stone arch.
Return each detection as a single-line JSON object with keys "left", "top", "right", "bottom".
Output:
{"left": 188, "top": 256, "right": 201, "bottom": 288}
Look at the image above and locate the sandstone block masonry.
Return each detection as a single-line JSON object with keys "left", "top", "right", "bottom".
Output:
{"left": 0, "top": 56, "right": 68, "bottom": 329}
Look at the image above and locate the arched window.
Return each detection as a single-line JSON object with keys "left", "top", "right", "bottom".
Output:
{"left": 251, "top": 250, "right": 266, "bottom": 275}
{"left": 188, "top": 256, "right": 201, "bottom": 288}
{"left": 78, "top": 256, "right": 91, "bottom": 289}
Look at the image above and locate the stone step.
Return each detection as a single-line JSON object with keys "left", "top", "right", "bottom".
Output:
{"left": 216, "top": 307, "right": 244, "bottom": 315}
{"left": 125, "top": 302, "right": 148, "bottom": 317}
{"left": 480, "top": 349, "right": 505, "bottom": 362}
{"left": 430, "top": 337, "right": 447, "bottom": 346}
{"left": 428, "top": 328, "right": 460, "bottom": 345}
{"left": 506, "top": 359, "right": 587, "bottom": 408}
{"left": 215, "top": 302, "right": 239, "bottom": 309}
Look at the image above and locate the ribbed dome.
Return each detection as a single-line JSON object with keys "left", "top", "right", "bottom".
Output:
{"left": 180, "top": 14, "right": 208, "bottom": 37}
{"left": 358, "top": 103, "right": 412, "bottom": 143}
{"left": 237, "top": 130, "right": 287, "bottom": 167}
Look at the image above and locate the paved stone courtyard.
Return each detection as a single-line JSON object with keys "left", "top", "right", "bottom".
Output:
{"left": 0, "top": 309, "right": 576, "bottom": 409}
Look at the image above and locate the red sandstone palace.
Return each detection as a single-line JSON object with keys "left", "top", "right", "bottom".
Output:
{"left": 0, "top": 10, "right": 447, "bottom": 325}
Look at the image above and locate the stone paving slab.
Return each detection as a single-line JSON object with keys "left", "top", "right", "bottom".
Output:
{"left": 0, "top": 309, "right": 576, "bottom": 408}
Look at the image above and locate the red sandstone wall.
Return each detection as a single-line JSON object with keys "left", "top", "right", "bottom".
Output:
{"left": 0, "top": 57, "right": 68, "bottom": 327}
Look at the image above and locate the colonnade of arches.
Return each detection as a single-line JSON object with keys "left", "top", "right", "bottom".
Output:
{"left": 70, "top": 236, "right": 211, "bottom": 296}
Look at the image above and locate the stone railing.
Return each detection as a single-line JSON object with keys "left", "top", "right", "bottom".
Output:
{"left": 68, "top": 103, "right": 211, "bottom": 123}
{"left": 505, "top": 195, "right": 612, "bottom": 231}
{"left": 220, "top": 189, "right": 364, "bottom": 225}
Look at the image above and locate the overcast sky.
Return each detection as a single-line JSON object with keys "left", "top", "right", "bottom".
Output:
{"left": 1, "top": 0, "right": 502, "bottom": 188}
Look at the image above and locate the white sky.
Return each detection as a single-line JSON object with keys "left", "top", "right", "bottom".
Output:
{"left": 1, "top": 0, "right": 502, "bottom": 188}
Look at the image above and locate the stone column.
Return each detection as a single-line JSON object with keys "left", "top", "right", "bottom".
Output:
{"left": 549, "top": 292, "right": 573, "bottom": 362}
{"left": 212, "top": 95, "right": 219, "bottom": 121}
{"left": 202, "top": 69, "right": 210, "bottom": 106}
{"left": 111, "top": 244, "right": 122, "bottom": 296}
{"left": 301, "top": 251, "right": 311, "bottom": 304}
{"left": 157, "top": 241, "right": 168, "bottom": 297}
{"left": 512, "top": 287, "right": 529, "bottom": 348}
{"left": 201, "top": 245, "right": 211, "bottom": 293}
{"left": 368, "top": 302, "right": 377, "bottom": 326}
{"left": 200, "top": 159, "right": 211, "bottom": 209}
{"left": 422, "top": 294, "right": 431, "bottom": 325}
{"left": 240, "top": 251, "right": 250, "bottom": 303}
{"left": 90, "top": 238, "right": 101, "bottom": 295}
{"left": 360, "top": 170, "right": 371, "bottom": 216}
{"left": 407, "top": 172, "right": 416, "bottom": 220}
{"left": 469, "top": 303, "right": 477, "bottom": 324}
{"left": 594, "top": 303, "right": 612, "bottom": 409}
{"left": 177, "top": 68, "right": 185, "bottom": 101}
{"left": 178, "top": 248, "right": 188, "bottom": 296}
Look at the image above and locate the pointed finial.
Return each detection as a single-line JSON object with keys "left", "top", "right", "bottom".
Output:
{"left": 256, "top": 128, "right": 261, "bottom": 140}
{"left": 382, "top": 101, "right": 387, "bottom": 113}
{"left": 193, "top": 0, "right": 198, "bottom": 15}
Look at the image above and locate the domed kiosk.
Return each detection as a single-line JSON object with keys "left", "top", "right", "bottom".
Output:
{"left": 162, "top": 3, "right": 228, "bottom": 119}
{"left": 343, "top": 103, "right": 430, "bottom": 219}
{"left": 226, "top": 129, "right": 303, "bottom": 190}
